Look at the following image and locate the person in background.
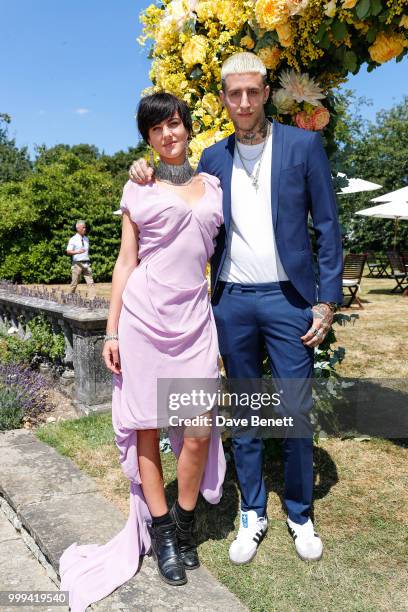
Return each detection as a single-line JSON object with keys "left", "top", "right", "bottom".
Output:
{"left": 66, "top": 220, "right": 96, "bottom": 299}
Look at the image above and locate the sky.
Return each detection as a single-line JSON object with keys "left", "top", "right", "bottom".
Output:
{"left": 1, "top": 0, "right": 407, "bottom": 158}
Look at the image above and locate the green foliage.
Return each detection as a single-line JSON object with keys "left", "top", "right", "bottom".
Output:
{"left": 0, "top": 113, "right": 32, "bottom": 183}
{"left": 0, "top": 314, "right": 65, "bottom": 367}
{"left": 34, "top": 143, "right": 100, "bottom": 167}
{"left": 0, "top": 139, "right": 147, "bottom": 283}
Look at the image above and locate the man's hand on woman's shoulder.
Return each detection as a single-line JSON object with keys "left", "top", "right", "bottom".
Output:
{"left": 129, "top": 158, "right": 154, "bottom": 184}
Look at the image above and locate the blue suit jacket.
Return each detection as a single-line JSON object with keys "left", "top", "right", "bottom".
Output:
{"left": 197, "top": 120, "right": 343, "bottom": 306}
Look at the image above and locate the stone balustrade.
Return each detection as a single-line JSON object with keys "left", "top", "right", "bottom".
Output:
{"left": 0, "top": 287, "right": 112, "bottom": 415}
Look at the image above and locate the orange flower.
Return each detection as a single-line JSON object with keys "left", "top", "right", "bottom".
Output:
{"left": 341, "top": 0, "right": 358, "bottom": 8}
{"left": 311, "top": 106, "right": 330, "bottom": 130}
{"left": 369, "top": 31, "right": 405, "bottom": 64}
{"left": 255, "top": 0, "right": 288, "bottom": 30}
{"left": 257, "top": 46, "right": 281, "bottom": 69}
{"left": 241, "top": 35, "right": 256, "bottom": 49}
{"left": 295, "top": 111, "right": 314, "bottom": 130}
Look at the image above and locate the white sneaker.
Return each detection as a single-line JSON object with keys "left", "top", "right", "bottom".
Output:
{"left": 229, "top": 510, "right": 268, "bottom": 565}
{"left": 287, "top": 517, "right": 323, "bottom": 561}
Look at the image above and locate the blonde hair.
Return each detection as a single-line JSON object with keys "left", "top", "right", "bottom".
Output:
{"left": 221, "top": 52, "right": 267, "bottom": 89}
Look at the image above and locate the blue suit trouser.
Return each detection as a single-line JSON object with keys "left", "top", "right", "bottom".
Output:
{"left": 212, "top": 281, "right": 314, "bottom": 525}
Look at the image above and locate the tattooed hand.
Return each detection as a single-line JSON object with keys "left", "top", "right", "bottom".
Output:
{"left": 301, "top": 303, "right": 334, "bottom": 348}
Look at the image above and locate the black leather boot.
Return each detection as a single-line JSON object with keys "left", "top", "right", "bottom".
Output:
{"left": 147, "top": 518, "right": 187, "bottom": 586}
{"left": 170, "top": 502, "right": 200, "bottom": 570}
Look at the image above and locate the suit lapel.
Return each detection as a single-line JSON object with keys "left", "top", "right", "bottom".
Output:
{"left": 222, "top": 135, "right": 235, "bottom": 233}
{"left": 271, "top": 120, "right": 283, "bottom": 230}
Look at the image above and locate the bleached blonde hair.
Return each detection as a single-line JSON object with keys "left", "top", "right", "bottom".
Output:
{"left": 221, "top": 52, "right": 267, "bottom": 90}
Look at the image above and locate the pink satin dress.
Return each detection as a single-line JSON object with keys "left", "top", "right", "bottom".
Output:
{"left": 59, "top": 173, "right": 226, "bottom": 611}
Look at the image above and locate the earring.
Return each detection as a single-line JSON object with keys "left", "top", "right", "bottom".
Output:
{"left": 149, "top": 147, "right": 155, "bottom": 167}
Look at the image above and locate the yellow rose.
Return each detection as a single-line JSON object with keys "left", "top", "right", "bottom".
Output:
{"left": 155, "top": 24, "right": 178, "bottom": 54}
{"left": 195, "top": 0, "right": 217, "bottom": 22}
{"left": 202, "top": 114, "right": 213, "bottom": 127}
{"left": 341, "top": 0, "right": 358, "bottom": 8}
{"left": 276, "top": 22, "right": 293, "bottom": 47}
{"left": 189, "top": 128, "right": 223, "bottom": 166}
{"left": 181, "top": 35, "right": 208, "bottom": 67}
{"left": 255, "top": 0, "right": 289, "bottom": 30}
{"left": 400, "top": 15, "right": 408, "bottom": 29}
{"left": 257, "top": 46, "right": 281, "bottom": 70}
{"left": 241, "top": 35, "right": 256, "bottom": 49}
{"left": 369, "top": 31, "right": 406, "bottom": 64}
{"left": 201, "top": 92, "right": 222, "bottom": 116}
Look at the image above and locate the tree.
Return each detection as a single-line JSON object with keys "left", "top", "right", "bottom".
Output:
{"left": 337, "top": 96, "right": 408, "bottom": 252}
{"left": 98, "top": 143, "right": 149, "bottom": 184}
{"left": 34, "top": 143, "right": 100, "bottom": 167}
{"left": 0, "top": 114, "right": 32, "bottom": 183}
{"left": 0, "top": 150, "right": 122, "bottom": 283}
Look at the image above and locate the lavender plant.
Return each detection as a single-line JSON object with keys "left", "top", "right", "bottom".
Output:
{"left": 0, "top": 362, "right": 54, "bottom": 430}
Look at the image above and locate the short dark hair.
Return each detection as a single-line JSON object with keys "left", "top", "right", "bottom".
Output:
{"left": 137, "top": 93, "right": 192, "bottom": 144}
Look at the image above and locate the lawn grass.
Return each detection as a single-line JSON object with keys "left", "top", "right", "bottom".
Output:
{"left": 35, "top": 273, "right": 408, "bottom": 610}
{"left": 37, "top": 418, "right": 408, "bottom": 612}
{"left": 334, "top": 272, "right": 408, "bottom": 378}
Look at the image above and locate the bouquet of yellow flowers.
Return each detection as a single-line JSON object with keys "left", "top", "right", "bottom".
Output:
{"left": 139, "top": 0, "right": 408, "bottom": 164}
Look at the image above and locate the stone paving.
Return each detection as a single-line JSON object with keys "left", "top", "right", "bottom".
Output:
{"left": 0, "top": 507, "right": 67, "bottom": 612}
{"left": 0, "top": 429, "right": 247, "bottom": 612}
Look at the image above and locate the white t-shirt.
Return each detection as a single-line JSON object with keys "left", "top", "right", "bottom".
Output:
{"left": 67, "top": 233, "right": 90, "bottom": 263}
{"left": 219, "top": 129, "right": 288, "bottom": 283}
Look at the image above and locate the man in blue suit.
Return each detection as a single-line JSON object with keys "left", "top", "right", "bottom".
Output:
{"left": 130, "top": 52, "right": 343, "bottom": 564}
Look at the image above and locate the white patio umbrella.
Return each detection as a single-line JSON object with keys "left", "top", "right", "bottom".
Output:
{"left": 370, "top": 185, "right": 408, "bottom": 203}
{"left": 356, "top": 199, "right": 408, "bottom": 249}
{"left": 336, "top": 172, "right": 382, "bottom": 195}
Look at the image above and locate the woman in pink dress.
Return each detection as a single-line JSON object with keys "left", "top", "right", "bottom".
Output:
{"left": 59, "top": 93, "right": 226, "bottom": 611}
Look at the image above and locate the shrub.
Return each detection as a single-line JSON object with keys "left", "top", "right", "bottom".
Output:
{"left": 0, "top": 362, "right": 53, "bottom": 430}
{"left": 0, "top": 314, "right": 65, "bottom": 371}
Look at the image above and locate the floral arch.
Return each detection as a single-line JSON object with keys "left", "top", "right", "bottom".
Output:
{"left": 139, "top": 0, "right": 408, "bottom": 164}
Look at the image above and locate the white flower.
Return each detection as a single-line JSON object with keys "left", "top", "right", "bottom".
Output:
{"left": 279, "top": 70, "right": 325, "bottom": 106}
{"left": 7, "top": 326, "right": 19, "bottom": 335}
{"left": 324, "top": 0, "right": 337, "bottom": 17}
{"left": 286, "top": 0, "right": 309, "bottom": 16}
{"left": 163, "top": 0, "right": 198, "bottom": 30}
{"left": 272, "top": 89, "right": 296, "bottom": 114}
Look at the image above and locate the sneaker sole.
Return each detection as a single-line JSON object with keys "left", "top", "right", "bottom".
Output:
{"left": 286, "top": 523, "right": 323, "bottom": 562}
{"left": 296, "top": 549, "right": 323, "bottom": 562}
{"left": 229, "top": 527, "right": 268, "bottom": 565}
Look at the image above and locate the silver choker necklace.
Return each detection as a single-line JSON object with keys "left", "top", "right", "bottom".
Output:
{"left": 155, "top": 158, "right": 195, "bottom": 185}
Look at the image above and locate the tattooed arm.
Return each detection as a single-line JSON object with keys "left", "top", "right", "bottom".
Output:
{"left": 301, "top": 302, "right": 335, "bottom": 348}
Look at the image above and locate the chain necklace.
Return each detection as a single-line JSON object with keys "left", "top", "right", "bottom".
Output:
{"left": 235, "top": 121, "right": 271, "bottom": 191}
{"left": 155, "top": 158, "right": 195, "bottom": 186}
